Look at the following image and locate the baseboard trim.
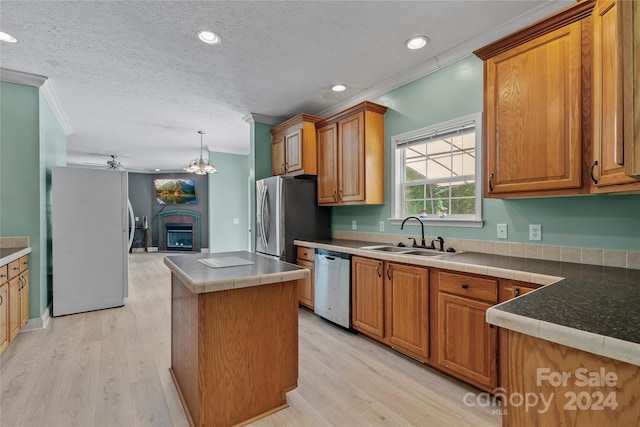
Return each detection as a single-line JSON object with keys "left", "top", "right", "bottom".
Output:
{"left": 22, "top": 303, "right": 52, "bottom": 332}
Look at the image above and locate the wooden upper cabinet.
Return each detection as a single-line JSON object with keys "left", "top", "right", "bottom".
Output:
{"left": 591, "top": 0, "right": 640, "bottom": 191}
{"left": 316, "top": 101, "right": 386, "bottom": 206}
{"left": 338, "top": 112, "right": 365, "bottom": 203}
{"left": 270, "top": 114, "right": 323, "bottom": 177}
{"left": 317, "top": 123, "right": 339, "bottom": 204}
{"left": 271, "top": 133, "right": 285, "bottom": 176}
{"left": 620, "top": 0, "right": 640, "bottom": 179}
{"left": 475, "top": 1, "right": 595, "bottom": 198}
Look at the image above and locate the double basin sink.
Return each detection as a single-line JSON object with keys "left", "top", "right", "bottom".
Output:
{"left": 359, "top": 245, "right": 458, "bottom": 258}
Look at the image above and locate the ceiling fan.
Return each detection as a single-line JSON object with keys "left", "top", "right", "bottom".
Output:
{"left": 106, "top": 155, "right": 123, "bottom": 170}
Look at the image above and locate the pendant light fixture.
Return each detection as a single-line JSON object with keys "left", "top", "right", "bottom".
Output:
{"left": 186, "top": 131, "right": 217, "bottom": 175}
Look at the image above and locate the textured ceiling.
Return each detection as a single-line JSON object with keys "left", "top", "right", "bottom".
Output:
{"left": 0, "top": 1, "right": 571, "bottom": 172}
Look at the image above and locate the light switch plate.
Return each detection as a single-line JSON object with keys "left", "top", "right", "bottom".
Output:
{"left": 352, "top": 220, "right": 357, "bottom": 230}
{"left": 379, "top": 221, "right": 385, "bottom": 232}
{"left": 233, "top": 218, "right": 239, "bottom": 225}
{"left": 497, "top": 223, "right": 508, "bottom": 239}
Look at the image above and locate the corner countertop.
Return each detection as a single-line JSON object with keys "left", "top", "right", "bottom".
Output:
{"left": 163, "top": 251, "right": 309, "bottom": 294}
{"left": 0, "top": 247, "right": 32, "bottom": 266}
{"left": 295, "top": 239, "right": 640, "bottom": 366}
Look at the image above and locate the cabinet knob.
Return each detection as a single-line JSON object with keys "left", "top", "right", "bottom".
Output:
{"left": 488, "top": 174, "right": 494, "bottom": 192}
{"left": 0, "top": 295, "right": 2, "bottom": 305}
{"left": 376, "top": 262, "right": 381, "bottom": 278}
{"left": 13, "top": 267, "right": 19, "bottom": 271}
{"left": 332, "top": 191, "right": 337, "bottom": 202}
{"left": 338, "top": 190, "right": 343, "bottom": 201}
{"left": 281, "top": 164, "right": 285, "bottom": 173}
{"left": 461, "top": 283, "right": 469, "bottom": 289}
{"left": 386, "top": 264, "right": 392, "bottom": 280}
{"left": 514, "top": 288, "right": 521, "bottom": 297}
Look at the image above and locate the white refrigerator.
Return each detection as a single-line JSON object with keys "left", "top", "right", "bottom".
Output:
{"left": 52, "top": 167, "right": 132, "bottom": 316}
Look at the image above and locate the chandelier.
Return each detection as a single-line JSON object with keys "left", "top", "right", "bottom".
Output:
{"left": 186, "top": 131, "right": 217, "bottom": 175}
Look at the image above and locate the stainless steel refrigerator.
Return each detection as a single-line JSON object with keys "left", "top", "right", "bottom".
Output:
{"left": 52, "top": 167, "right": 133, "bottom": 316}
{"left": 256, "top": 176, "right": 330, "bottom": 263}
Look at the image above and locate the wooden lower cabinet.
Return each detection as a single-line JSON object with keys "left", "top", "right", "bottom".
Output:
{"left": 20, "top": 269, "right": 29, "bottom": 327}
{"left": 1, "top": 255, "right": 30, "bottom": 355}
{"left": 296, "top": 246, "right": 315, "bottom": 309}
{"left": 351, "top": 256, "right": 385, "bottom": 340}
{"left": 0, "top": 281, "right": 8, "bottom": 354}
{"left": 507, "top": 331, "right": 640, "bottom": 426}
{"left": 351, "top": 257, "right": 429, "bottom": 363}
{"left": 385, "top": 262, "right": 429, "bottom": 361}
{"left": 8, "top": 276, "right": 21, "bottom": 341}
{"left": 436, "top": 271, "right": 498, "bottom": 392}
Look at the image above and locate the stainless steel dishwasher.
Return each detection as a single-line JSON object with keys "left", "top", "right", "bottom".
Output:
{"left": 314, "top": 249, "right": 351, "bottom": 328}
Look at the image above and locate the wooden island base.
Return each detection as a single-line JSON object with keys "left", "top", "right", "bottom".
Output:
{"left": 170, "top": 274, "right": 298, "bottom": 427}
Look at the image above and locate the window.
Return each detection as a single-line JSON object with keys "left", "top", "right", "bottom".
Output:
{"left": 391, "top": 113, "right": 483, "bottom": 227}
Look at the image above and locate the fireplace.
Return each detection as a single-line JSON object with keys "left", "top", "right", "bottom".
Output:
{"left": 165, "top": 223, "right": 193, "bottom": 251}
{"left": 158, "top": 209, "right": 201, "bottom": 251}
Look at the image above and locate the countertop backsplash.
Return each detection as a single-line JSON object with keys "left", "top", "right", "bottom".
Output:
{"left": 332, "top": 230, "right": 640, "bottom": 270}
{"left": 0, "top": 237, "right": 30, "bottom": 248}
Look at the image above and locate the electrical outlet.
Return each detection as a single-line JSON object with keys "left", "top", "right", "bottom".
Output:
{"left": 529, "top": 224, "right": 542, "bottom": 241}
{"left": 497, "top": 223, "right": 508, "bottom": 239}
{"left": 379, "top": 221, "right": 385, "bottom": 232}
{"left": 233, "top": 218, "right": 239, "bottom": 225}
{"left": 352, "top": 220, "right": 357, "bottom": 230}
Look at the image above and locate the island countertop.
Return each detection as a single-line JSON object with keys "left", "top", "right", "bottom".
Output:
{"left": 163, "top": 251, "right": 309, "bottom": 294}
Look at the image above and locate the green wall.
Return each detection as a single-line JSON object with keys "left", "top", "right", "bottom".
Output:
{"left": 0, "top": 81, "right": 67, "bottom": 320}
{"left": 209, "top": 151, "right": 250, "bottom": 252}
{"left": 331, "top": 55, "right": 640, "bottom": 251}
{"left": 248, "top": 120, "right": 274, "bottom": 252}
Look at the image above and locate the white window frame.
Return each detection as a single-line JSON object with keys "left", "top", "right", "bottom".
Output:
{"left": 390, "top": 112, "right": 483, "bottom": 228}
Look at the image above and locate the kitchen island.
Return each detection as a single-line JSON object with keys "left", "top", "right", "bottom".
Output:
{"left": 163, "top": 251, "right": 309, "bottom": 427}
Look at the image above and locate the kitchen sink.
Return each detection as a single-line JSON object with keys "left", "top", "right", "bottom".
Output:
{"left": 359, "top": 245, "right": 457, "bottom": 258}
{"left": 403, "top": 250, "right": 451, "bottom": 257}
{"left": 359, "top": 245, "right": 416, "bottom": 253}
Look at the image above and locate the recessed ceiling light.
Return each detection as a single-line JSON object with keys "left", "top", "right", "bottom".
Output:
{"left": 198, "top": 30, "right": 221, "bottom": 45}
{"left": 331, "top": 84, "right": 347, "bottom": 92}
{"left": 405, "top": 36, "right": 429, "bottom": 50}
{"left": 154, "top": 168, "right": 160, "bottom": 172}
{"left": 0, "top": 31, "right": 17, "bottom": 43}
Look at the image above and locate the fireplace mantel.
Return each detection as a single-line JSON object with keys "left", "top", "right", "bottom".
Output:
{"left": 158, "top": 209, "right": 201, "bottom": 251}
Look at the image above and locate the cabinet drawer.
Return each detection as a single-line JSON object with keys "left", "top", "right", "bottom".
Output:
{"left": 439, "top": 271, "right": 497, "bottom": 303}
{"left": 8, "top": 260, "right": 21, "bottom": 280}
{"left": 0, "top": 265, "right": 7, "bottom": 283}
{"left": 297, "top": 246, "right": 315, "bottom": 262}
{"left": 20, "top": 256, "right": 28, "bottom": 270}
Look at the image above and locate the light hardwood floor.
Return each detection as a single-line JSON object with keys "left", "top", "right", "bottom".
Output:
{"left": 1, "top": 253, "right": 500, "bottom": 427}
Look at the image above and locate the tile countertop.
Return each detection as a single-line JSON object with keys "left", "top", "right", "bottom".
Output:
{"left": 295, "top": 239, "right": 640, "bottom": 366}
{"left": 163, "top": 251, "right": 309, "bottom": 294}
{"left": 0, "top": 247, "right": 32, "bottom": 266}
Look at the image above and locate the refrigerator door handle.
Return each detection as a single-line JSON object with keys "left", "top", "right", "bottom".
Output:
{"left": 261, "top": 185, "right": 270, "bottom": 246}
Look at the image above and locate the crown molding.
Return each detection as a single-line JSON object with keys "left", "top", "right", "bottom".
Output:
{"left": 242, "top": 113, "right": 287, "bottom": 126}
{"left": 316, "top": 0, "right": 571, "bottom": 118}
{"left": 40, "top": 79, "right": 73, "bottom": 135}
{"left": 0, "top": 68, "right": 47, "bottom": 87}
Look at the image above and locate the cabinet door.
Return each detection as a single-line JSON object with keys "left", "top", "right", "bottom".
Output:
{"left": 296, "top": 259, "right": 314, "bottom": 309}
{"left": 438, "top": 292, "right": 497, "bottom": 391}
{"left": 592, "top": 0, "right": 636, "bottom": 188}
{"left": 8, "top": 276, "right": 21, "bottom": 341}
{"left": 485, "top": 21, "right": 583, "bottom": 195}
{"left": 338, "top": 112, "right": 365, "bottom": 202}
{"left": 317, "top": 123, "right": 339, "bottom": 204}
{"left": 0, "top": 282, "right": 8, "bottom": 353}
{"left": 20, "top": 270, "right": 29, "bottom": 327}
{"left": 351, "top": 256, "right": 385, "bottom": 340}
{"left": 285, "top": 129, "right": 303, "bottom": 174}
{"left": 272, "top": 134, "right": 285, "bottom": 176}
{"left": 385, "top": 263, "right": 429, "bottom": 361}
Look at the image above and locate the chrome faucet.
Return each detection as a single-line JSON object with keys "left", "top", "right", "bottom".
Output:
{"left": 400, "top": 216, "right": 426, "bottom": 248}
